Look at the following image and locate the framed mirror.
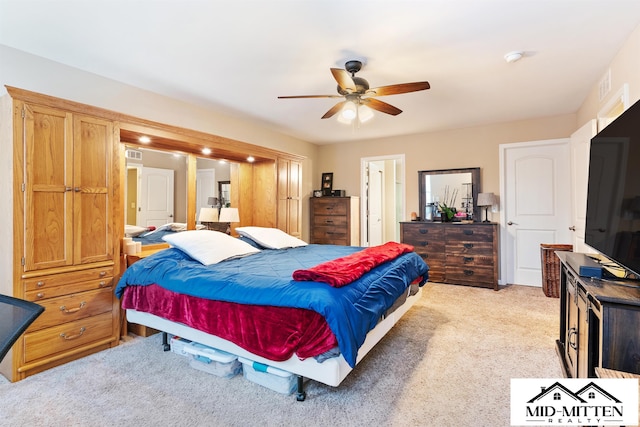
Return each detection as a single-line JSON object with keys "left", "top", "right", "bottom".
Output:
{"left": 418, "top": 167, "right": 481, "bottom": 221}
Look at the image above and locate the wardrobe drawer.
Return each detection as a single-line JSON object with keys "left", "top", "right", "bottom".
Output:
{"left": 28, "top": 287, "right": 114, "bottom": 331}
{"left": 23, "top": 267, "right": 113, "bottom": 295}
{"left": 23, "top": 312, "right": 114, "bottom": 363}
{"left": 25, "top": 277, "right": 113, "bottom": 302}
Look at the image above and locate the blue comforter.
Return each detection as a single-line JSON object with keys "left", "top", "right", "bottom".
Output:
{"left": 116, "top": 244, "right": 429, "bottom": 367}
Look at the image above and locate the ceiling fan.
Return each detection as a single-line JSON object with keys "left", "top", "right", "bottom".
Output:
{"left": 278, "top": 60, "right": 430, "bottom": 120}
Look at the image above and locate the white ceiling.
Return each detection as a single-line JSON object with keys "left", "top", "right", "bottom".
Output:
{"left": 1, "top": 1, "right": 640, "bottom": 145}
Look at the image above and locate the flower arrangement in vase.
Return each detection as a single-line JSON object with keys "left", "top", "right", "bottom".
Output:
{"left": 438, "top": 186, "right": 458, "bottom": 222}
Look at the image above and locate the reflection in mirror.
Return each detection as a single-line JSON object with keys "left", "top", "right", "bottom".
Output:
{"left": 196, "top": 157, "right": 232, "bottom": 227}
{"left": 418, "top": 168, "right": 480, "bottom": 221}
{"left": 125, "top": 147, "right": 187, "bottom": 227}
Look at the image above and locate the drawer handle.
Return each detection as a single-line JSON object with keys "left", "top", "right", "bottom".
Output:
{"left": 325, "top": 207, "right": 334, "bottom": 210}
{"left": 325, "top": 220, "right": 334, "bottom": 224}
{"left": 463, "top": 257, "right": 474, "bottom": 263}
{"left": 326, "top": 232, "right": 335, "bottom": 235}
{"left": 463, "top": 230, "right": 474, "bottom": 235}
{"left": 419, "top": 229, "right": 428, "bottom": 234}
{"left": 420, "top": 241, "right": 428, "bottom": 247}
{"left": 463, "top": 270, "right": 474, "bottom": 276}
{"left": 463, "top": 243, "right": 474, "bottom": 249}
{"left": 60, "top": 327, "right": 86, "bottom": 340}
{"left": 98, "top": 281, "right": 107, "bottom": 288}
{"left": 568, "top": 328, "right": 577, "bottom": 350}
{"left": 99, "top": 271, "right": 106, "bottom": 277}
{"left": 60, "top": 301, "right": 86, "bottom": 314}
{"left": 37, "top": 281, "right": 45, "bottom": 287}
{"left": 36, "top": 292, "right": 45, "bottom": 299}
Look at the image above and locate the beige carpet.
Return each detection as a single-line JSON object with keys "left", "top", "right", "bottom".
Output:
{"left": 0, "top": 283, "right": 561, "bottom": 426}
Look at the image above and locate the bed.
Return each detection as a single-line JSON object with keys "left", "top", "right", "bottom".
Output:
{"left": 116, "top": 227, "right": 429, "bottom": 400}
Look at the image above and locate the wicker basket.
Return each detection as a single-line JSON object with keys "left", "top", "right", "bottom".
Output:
{"left": 540, "top": 244, "right": 573, "bottom": 298}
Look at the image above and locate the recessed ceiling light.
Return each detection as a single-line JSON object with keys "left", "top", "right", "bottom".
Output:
{"left": 202, "top": 148, "right": 212, "bottom": 155}
{"left": 138, "top": 135, "right": 151, "bottom": 143}
{"left": 247, "top": 156, "right": 255, "bottom": 163}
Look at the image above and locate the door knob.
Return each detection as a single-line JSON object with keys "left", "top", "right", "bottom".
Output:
{"left": 569, "top": 226, "right": 576, "bottom": 231}
{"left": 507, "top": 221, "right": 517, "bottom": 225}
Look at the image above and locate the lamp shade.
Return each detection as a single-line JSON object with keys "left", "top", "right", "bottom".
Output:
{"left": 219, "top": 207, "right": 239, "bottom": 223}
{"left": 198, "top": 207, "right": 219, "bottom": 222}
{"left": 477, "top": 192, "right": 496, "bottom": 207}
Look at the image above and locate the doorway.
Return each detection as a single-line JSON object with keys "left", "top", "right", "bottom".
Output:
{"left": 360, "top": 155, "right": 405, "bottom": 246}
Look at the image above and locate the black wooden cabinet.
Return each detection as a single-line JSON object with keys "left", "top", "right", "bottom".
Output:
{"left": 556, "top": 252, "right": 640, "bottom": 377}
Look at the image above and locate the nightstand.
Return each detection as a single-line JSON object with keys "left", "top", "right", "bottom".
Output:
{"left": 122, "top": 244, "right": 169, "bottom": 337}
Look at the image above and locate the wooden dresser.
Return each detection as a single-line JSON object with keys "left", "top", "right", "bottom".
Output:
{"left": 400, "top": 222, "right": 499, "bottom": 290}
{"left": 310, "top": 197, "right": 360, "bottom": 246}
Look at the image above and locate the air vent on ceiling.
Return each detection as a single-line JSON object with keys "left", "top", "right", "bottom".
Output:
{"left": 125, "top": 149, "right": 142, "bottom": 160}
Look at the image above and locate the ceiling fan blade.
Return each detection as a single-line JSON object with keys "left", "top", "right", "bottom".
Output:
{"left": 367, "top": 81, "right": 430, "bottom": 97}
{"left": 278, "top": 95, "right": 342, "bottom": 99}
{"left": 321, "top": 100, "right": 348, "bottom": 119}
{"left": 361, "top": 98, "right": 403, "bottom": 116}
{"left": 330, "top": 68, "right": 357, "bottom": 93}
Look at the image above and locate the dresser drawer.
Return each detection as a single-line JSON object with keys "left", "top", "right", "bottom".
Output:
{"left": 25, "top": 277, "right": 113, "bottom": 302}
{"left": 312, "top": 199, "right": 348, "bottom": 216}
{"left": 29, "top": 287, "right": 114, "bottom": 331}
{"left": 313, "top": 215, "right": 348, "bottom": 228}
{"left": 445, "top": 226, "right": 493, "bottom": 242}
{"left": 312, "top": 227, "right": 348, "bottom": 245}
{"left": 23, "top": 312, "right": 114, "bottom": 363}
{"left": 445, "top": 265, "right": 495, "bottom": 286}
{"left": 446, "top": 253, "right": 494, "bottom": 267}
{"left": 23, "top": 267, "right": 114, "bottom": 297}
{"left": 445, "top": 241, "right": 494, "bottom": 256}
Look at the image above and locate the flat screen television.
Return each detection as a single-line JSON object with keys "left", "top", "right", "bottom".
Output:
{"left": 585, "top": 98, "right": 640, "bottom": 279}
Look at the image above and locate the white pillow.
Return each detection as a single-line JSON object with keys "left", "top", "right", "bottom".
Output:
{"left": 162, "top": 230, "right": 260, "bottom": 266}
{"left": 235, "top": 226, "right": 307, "bottom": 249}
{"left": 125, "top": 225, "right": 148, "bottom": 237}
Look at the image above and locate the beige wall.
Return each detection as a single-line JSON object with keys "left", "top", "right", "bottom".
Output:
{"left": 317, "top": 113, "right": 577, "bottom": 219}
{"left": 577, "top": 23, "right": 640, "bottom": 126}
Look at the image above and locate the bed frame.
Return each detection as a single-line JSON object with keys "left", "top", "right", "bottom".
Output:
{"left": 126, "top": 287, "right": 423, "bottom": 401}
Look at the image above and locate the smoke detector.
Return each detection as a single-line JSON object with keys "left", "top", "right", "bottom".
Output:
{"left": 504, "top": 51, "right": 524, "bottom": 63}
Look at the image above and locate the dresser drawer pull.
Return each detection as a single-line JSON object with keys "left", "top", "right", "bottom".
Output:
{"left": 98, "top": 281, "right": 107, "bottom": 288}
{"left": 463, "top": 243, "right": 474, "bottom": 249}
{"left": 60, "top": 301, "right": 86, "bottom": 314}
{"left": 37, "top": 281, "right": 45, "bottom": 287}
{"left": 463, "top": 257, "right": 474, "bottom": 263}
{"left": 423, "top": 254, "right": 429, "bottom": 259}
{"left": 463, "top": 229, "right": 474, "bottom": 235}
{"left": 36, "top": 292, "right": 45, "bottom": 299}
{"left": 60, "top": 327, "right": 86, "bottom": 340}
{"left": 325, "top": 206, "right": 334, "bottom": 211}
{"left": 99, "top": 271, "right": 107, "bottom": 277}
{"left": 419, "top": 229, "right": 428, "bottom": 234}
{"left": 324, "top": 220, "right": 334, "bottom": 224}
{"left": 463, "top": 270, "right": 474, "bottom": 276}
{"left": 420, "top": 241, "right": 428, "bottom": 247}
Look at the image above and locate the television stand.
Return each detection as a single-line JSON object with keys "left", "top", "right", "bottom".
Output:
{"left": 556, "top": 251, "right": 640, "bottom": 378}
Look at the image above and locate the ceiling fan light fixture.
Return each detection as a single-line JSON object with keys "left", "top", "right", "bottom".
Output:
{"left": 358, "top": 105, "right": 374, "bottom": 123}
{"left": 338, "top": 101, "right": 358, "bottom": 123}
{"left": 504, "top": 51, "right": 524, "bottom": 63}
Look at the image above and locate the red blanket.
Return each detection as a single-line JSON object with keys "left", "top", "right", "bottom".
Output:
{"left": 292, "top": 241, "right": 415, "bottom": 287}
{"left": 122, "top": 284, "right": 337, "bottom": 361}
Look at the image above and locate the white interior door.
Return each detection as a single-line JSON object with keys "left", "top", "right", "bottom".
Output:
{"left": 368, "top": 162, "right": 383, "bottom": 246}
{"left": 139, "top": 167, "right": 174, "bottom": 227}
{"left": 569, "top": 120, "right": 597, "bottom": 253}
{"left": 196, "top": 168, "right": 216, "bottom": 220}
{"left": 501, "top": 139, "right": 571, "bottom": 286}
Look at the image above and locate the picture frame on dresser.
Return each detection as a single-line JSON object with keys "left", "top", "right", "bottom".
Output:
{"left": 321, "top": 172, "right": 333, "bottom": 196}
